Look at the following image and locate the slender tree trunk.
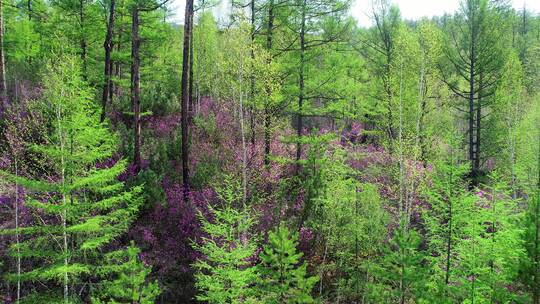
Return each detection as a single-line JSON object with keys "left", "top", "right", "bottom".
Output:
{"left": 249, "top": 0, "right": 256, "bottom": 150}
{"left": 101, "top": 0, "right": 116, "bottom": 122}
{"left": 417, "top": 55, "right": 428, "bottom": 164}
{"left": 79, "top": 0, "right": 87, "bottom": 80}
{"left": 445, "top": 198, "right": 453, "bottom": 286}
{"left": 0, "top": 0, "right": 7, "bottom": 106}
{"left": 263, "top": 0, "right": 274, "bottom": 166}
{"left": 534, "top": 130, "right": 540, "bottom": 304}
{"left": 296, "top": 0, "right": 306, "bottom": 171}
{"left": 14, "top": 158, "right": 21, "bottom": 303}
{"left": 188, "top": 13, "right": 194, "bottom": 125}
{"left": 398, "top": 62, "right": 404, "bottom": 219}
{"left": 239, "top": 62, "right": 247, "bottom": 206}
{"left": 131, "top": 8, "right": 142, "bottom": 169}
{"left": 180, "top": 0, "right": 194, "bottom": 200}
{"left": 469, "top": 43, "right": 476, "bottom": 186}
{"left": 474, "top": 73, "right": 482, "bottom": 177}
{"left": 445, "top": 156, "right": 454, "bottom": 287}
{"left": 28, "top": 0, "right": 32, "bottom": 20}
{"left": 113, "top": 31, "right": 122, "bottom": 97}
{"left": 56, "top": 103, "right": 69, "bottom": 304}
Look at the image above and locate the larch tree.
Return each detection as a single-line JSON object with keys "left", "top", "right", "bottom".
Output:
{"left": 440, "top": 0, "right": 506, "bottom": 186}
{"left": 100, "top": 0, "right": 116, "bottom": 122}
{"left": 180, "top": 0, "right": 194, "bottom": 199}
{"left": 130, "top": 0, "right": 170, "bottom": 171}
{"left": 0, "top": 57, "right": 145, "bottom": 303}
{"left": 355, "top": 0, "right": 401, "bottom": 143}
{"left": 287, "top": 0, "right": 351, "bottom": 169}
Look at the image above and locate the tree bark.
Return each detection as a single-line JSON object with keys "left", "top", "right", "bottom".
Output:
{"left": 263, "top": 0, "right": 274, "bottom": 166}
{"left": 101, "top": 0, "right": 116, "bottom": 122}
{"left": 181, "top": 0, "right": 194, "bottom": 200}
{"left": 131, "top": 7, "right": 142, "bottom": 170}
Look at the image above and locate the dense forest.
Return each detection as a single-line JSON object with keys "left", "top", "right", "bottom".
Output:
{"left": 0, "top": 0, "right": 540, "bottom": 302}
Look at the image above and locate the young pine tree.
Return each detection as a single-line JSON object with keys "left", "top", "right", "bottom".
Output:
{"left": 193, "top": 177, "right": 259, "bottom": 303}
{"left": 371, "top": 226, "right": 428, "bottom": 304}
{"left": 91, "top": 242, "right": 160, "bottom": 304}
{"left": 258, "top": 225, "right": 319, "bottom": 304}
{"left": 0, "top": 56, "right": 144, "bottom": 303}
{"left": 423, "top": 160, "right": 474, "bottom": 301}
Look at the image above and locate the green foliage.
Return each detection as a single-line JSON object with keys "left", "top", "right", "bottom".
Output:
{"left": 193, "top": 177, "right": 259, "bottom": 303}
{"left": 367, "top": 227, "right": 429, "bottom": 303}
{"left": 91, "top": 242, "right": 160, "bottom": 304}
{"left": 258, "top": 225, "right": 319, "bottom": 303}
{"left": 1, "top": 56, "right": 144, "bottom": 302}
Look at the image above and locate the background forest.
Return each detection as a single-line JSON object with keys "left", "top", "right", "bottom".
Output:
{"left": 0, "top": 0, "right": 540, "bottom": 302}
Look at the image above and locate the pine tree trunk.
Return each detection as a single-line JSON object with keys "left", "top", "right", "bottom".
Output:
{"left": 181, "top": 0, "right": 194, "bottom": 200}
{"left": 101, "top": 0, "right": 116, "bottom": 122}
{"left": 263, "top": 0, "right": 274, "bottom": 167}
{"left": 131, "top": 8, "right": 142, "bottom": 169}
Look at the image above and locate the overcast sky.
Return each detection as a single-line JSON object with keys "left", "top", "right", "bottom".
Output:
{"left": 168, "top": 0, "right": 540, "bottom": 27}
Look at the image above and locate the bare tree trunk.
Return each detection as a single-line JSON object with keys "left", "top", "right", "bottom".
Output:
{"left": 131, "top": 8, "right": 142, "bottom": 169}
{"left": 101, "top": 0, "right": 116, "bottom": 122}
{"left": 180, "top": 0, "right": 194, "bottom": 200}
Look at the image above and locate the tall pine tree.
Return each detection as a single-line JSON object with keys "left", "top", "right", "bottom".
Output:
{"left": 1, "top": 56, "right": 144, "bottom": 303}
